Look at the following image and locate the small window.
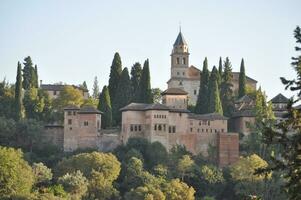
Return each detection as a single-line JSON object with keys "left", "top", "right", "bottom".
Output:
{"left": 177, "top": 72, "right": 180, "bottom": 75}
{"left": 163, "top": 124, "right": 166, "bottom": 131}
{"left": 176, "top": 57, "right": 180, "bottom": 64}
{"left": 183, "top": 72, "right": 185, "bottom": 75}
{"left": 202, "top": 129, "right": 204, "bottom": 132}
{"left": 208, "top": 121, "right": 210, "bottom": 126}
{"left": 84, "top": 121, "right": 89, "bottom": 126}
{"left": 183, "top": 57, "right": 186, "bottom": 64}
{"left": 206, "top": 129, "right": 208, "bottom": 133}
{"left": 210, "top": 129, "right": 212, "bottom": 133}
{"left": 190, "top": 128, "right": 193, "bottom": 132}
{"left": 169, "top": 126, "right": 171, "bottom": 133}
{"left": 73, "top": 111, "right": 76, "bottom": 115}
{"left": 138, "top": 125, "right": 141, "bottom": 131}
{"left": 154, "top": 115, "right": 156, "bottom": 118}
{"left": 154, "top": 124, "right": 157, "bottom": 131}
{"left": 69, "top": 127, "right": 72, "bottom": 130}
{"left": 67, "top": 111, "right": 72, "bottom": 116}
{"left": 68, "top": 119, "right": 72, "bottom": 125}
{"left": 199, "top": 121, "right": 201, "bottom": 126}
{"left": 158, "top": 124, "right": 162, "bottom": 131}
{"left": 54, "top": 91, "right": 57, "bottom": 95}
{"left": 134, "top": 125, "right": 137, "bottom": 131}
{"left": 198, "top": 129, "right": 200, "bottom": 133}
{"left": 179, "top": 81, "right": 183, "bottom": 86}
{"left": 221, "top": 129, "right": 224, "bottom": 133}
{"left": 179, "top": 113, "right": 182, "bottom": 117}
{"left": 172, "top": 126, "right": 176, "bottom": 133}
{"left": 194, "top": 90, "right": 197, "bottom": 95}
{"left": 130, "top": 125, "right": 134, "bottom": 132}
{"left": 97, "top": 120, "right": 100, "bottom": 129}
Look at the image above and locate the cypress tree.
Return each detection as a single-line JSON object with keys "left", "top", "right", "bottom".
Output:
{"left": 82, "top": 81, "right": 88, "bottom": 90}
{"left": 108, "top": 52, "right": 122, "bottom": 103}
{"left": 218, "top": 57, "right": 223, "bottom": 76}
{"left": 22, "top": 56, "right": 34, "bottom": 90}
{"left": 98, "top": 86, "right": 112, "bottom": 128}
{"left": 112, "top": 67, "right": 132, "bottom": 125}
{"left": 15, "top": 62, "right": 23, "bottom": 120}
{"left": 195, "top": 57, "right": 209, "bottom": 114}
{"left": 221, "top": 57, "right": 234, "bottom": 117}
{"left": 138, "top": 59, "right": 153, "bottom": 103}
{"left": 92, "top": 76, "right": 100, "bottom": 99}
{"left": 208, "top": 66, "right": 223, "bottom": 114}
{"left": 130, "top": 62, "right": 142, "bottom": 102}
{"left": 34, "top": 65, "right": 39, "bottom": 87}
{"left": 238, "top": 58, "right": 246, "bottom": 98}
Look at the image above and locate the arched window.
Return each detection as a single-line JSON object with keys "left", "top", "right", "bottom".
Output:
{"left": 158, "top": 124, "right": 162, "bottom": 131}
{"left": 176, "top": 57, "right": 180, "bottom": 64}
{"left": 183, "top": 57, "right": 186, "bottom": 64}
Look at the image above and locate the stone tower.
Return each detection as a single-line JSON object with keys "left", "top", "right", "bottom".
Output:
{"left": 170, "top": 30, "right": 189, "bottom": 80}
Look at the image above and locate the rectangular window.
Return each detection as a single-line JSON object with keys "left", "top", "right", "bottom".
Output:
{"left": 154, "top": 124, "right": 157, "bottom": 131}
{"left": 138, "top": 125, "right": 141, "bottom": 131}
{"left": 208, "top": 121, "right": 211, "bottom": 126}
{"left": 190, "top": 128, "right": 193, "bottom": 132}
{"left": 169, "top": 126, "right": 171, "bottom": 133}
{"left": 176, "top": 57, "right": 180, "bottom": 64}
{"left": 68, "top": 119, "right": 72, "bottom": 125}
{"left": 54, "top": 90, "right": 57, "bottom": 95}
{"left": 221, "top": 129, "right": 224, "bottom": 133}
{"left": 84, "top": 121, "right": 89, "bottom": 126}
{"left": 67, "top": 111, "right": 72, "bottom": 116}
{"left": 130, "top": 125, "right": 134, "bottom": 132}
{"left": 73, "top": 111, "right": 76, "bottom": 115}
{"left": 194, "top": 90, "right": 197, "bottom": 95}
{"left": 134, "top": 125, "right": 137, "bottom": 131}
{"left": 172, "top": 126, "right": 176, "bottom": 133}
{"left": 163, "top": 124, "right": 166, "bottom": 131}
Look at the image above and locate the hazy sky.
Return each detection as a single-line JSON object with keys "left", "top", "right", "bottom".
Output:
{"left": 0, "top": 0, "right": 300, "bottom": 99}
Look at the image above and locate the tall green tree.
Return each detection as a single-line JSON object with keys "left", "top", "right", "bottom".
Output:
{"left": 15, "top": 62, "right": 23, "bottom": 120}
{"left": 218, "top": 57, "right": 223, "bottom": 77}
{"left": 98, "top": 86, "right": 112, "bottom": 128}
{"left": 208, "top": 66, "right": 223, "bottom": 114}
{"left": 262, "top": 26, "right": 301, "bottom": 200}
{"left": 195, "top": 57, "right": 210, "bottom": 114}
{"left": 108, "top": 52, "right": 122, "bottom": 103}
{"left": 92, "top": 76, "right": 100, "bottom": 99}
{"left": 82, "top": 81, "right": 88, "bottom": 90}
{"left": 22, "top": 56, "right": 35, "bottom": 90}
{"left": 220, "top": 57, "right": 234, "bottom": 117}
{"left": 138, "top": 59, "right": 153, "bottom": 103}
{"left": 34, "top": 64, "right": 39, "bottom": 88}
{"left": 238, "top": 58, "right": 246, "bottom": 98}
{"left": 112, "top": 68, "right": 132, "bottom": 125}
{"left": 130, "top": 62, "right": 142, "bottom": 102}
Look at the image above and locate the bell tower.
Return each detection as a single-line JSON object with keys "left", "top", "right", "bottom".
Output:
{"left": 171, "top": 30, "right": 189, "bottom": 79}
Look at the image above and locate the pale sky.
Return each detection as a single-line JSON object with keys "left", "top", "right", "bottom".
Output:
{"left": 0, "top": 0, "right": 300, "bottom": 99}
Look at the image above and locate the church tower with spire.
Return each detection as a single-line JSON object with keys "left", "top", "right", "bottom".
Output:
{"left": 170, "top": 30, "right": 189, "bottom": 79}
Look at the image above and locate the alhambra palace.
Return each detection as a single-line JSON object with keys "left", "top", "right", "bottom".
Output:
{"left": 42, "top": 31, "right": 289, "bottom": 167}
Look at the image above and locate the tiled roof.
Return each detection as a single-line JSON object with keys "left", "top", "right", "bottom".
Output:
{"left": 232, "top": 109, "right": 255, "bottom": 117}
{"left": 64, "top": 105, "right": 80, "bottom": 110}
{"left": 78, "top": 106, "right": 102, "bottom": 114}
{"left": 120, "top": 103, "right": 170, "bottom": 111}
{"left": 40, "top": 84, "right": 89, "bottom": 92}
{"left": 174, "top": 31, "right": 187, "bottom": 46}
{"left": 270, "top": 93, "right": 289, "bottom": 104}
{"left": 161, "top": 88, "right": 188, "bottom": 95}
{"left": 188, "top": 113, "right": 228, "bottom": 120}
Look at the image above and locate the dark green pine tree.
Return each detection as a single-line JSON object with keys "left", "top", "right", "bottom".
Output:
{"left": 208, "top": 66, "right": 223, "bottom": 114}
{"left": 220, "top": 57, "right": 234, "bottom": 117}
{"left": 15, "top": 62, "right": 23, "bottom": 120}
{"left": 238, "top": 58, "right": 246, "bottom": 98}
{"left": 112, "top": 67, "right": 132, "bottom": 125}
{"left": 98, "top": 86, "right": 112, "bottom": 128}
{"left": 218, "top": 57, "right": 223, "bottom": 76}
{"left": 108, "top": 52, "right": 122, "bottom": 103}
{"left": 34, "top": 65, "right": 39, "bottom": 87}
{"left": 138, "top": 59, "right": 153, "bottom": 103}
{"left": 195, "top": 57, "right": 209, "bottom": 114}
{"left": 130, "top": 62, "right": 142, "bottom": 102}
{"left": 82, "top": 81, "right": 88, "bottom": 90}
{"left": 22, "top": 56, "right": 34, "bottom": 90}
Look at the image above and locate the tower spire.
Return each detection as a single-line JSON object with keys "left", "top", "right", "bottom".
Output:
{"left": 179, "top": 21, "right": 181, "bottom": 32}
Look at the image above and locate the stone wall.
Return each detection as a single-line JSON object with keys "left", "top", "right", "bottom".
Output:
{"left": 217, "top": 132, "right": 239, "bottom": 167}
{"left": 43, "top": 125, "right": 64, "bottom": 149}
{"left": 98, "top": 129, "right": 121, "bottom": 152}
